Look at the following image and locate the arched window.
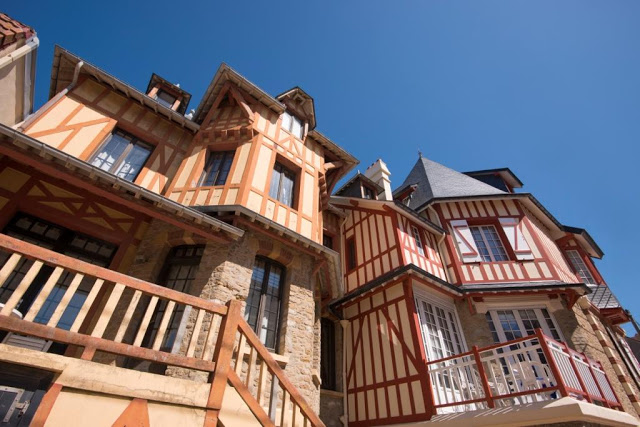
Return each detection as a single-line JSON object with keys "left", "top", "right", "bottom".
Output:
{"left": 245, "top": 257, "right": 285, "bottom": 350}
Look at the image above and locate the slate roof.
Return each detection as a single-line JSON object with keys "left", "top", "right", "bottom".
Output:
{"left": 394, "top": 156, "right": 505, "bottom": 210}
{"left": 0, "top": 13, "right": 34, "bottom": 50}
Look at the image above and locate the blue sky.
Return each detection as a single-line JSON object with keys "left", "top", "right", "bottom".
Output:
{"left": 7, "top": 2, "right": 640, "bottom": 334}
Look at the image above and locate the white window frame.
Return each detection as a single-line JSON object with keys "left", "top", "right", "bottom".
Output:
{"left": 414, "top": 288, "right": 467, "bottom": 360}
{"left": 486, "top": 307, "right": 564, "bottom": 343}
{"left": 411, "top": 225, "right": 425, "bottom": 256}
{"left": 281, "top": 111, "right": 303, "bottom": 139}
{"left": 469, "top": 225, "right": 509, "bottom": 262}
{"left": 565, "top": 250, "right": 596, "bottom": 285}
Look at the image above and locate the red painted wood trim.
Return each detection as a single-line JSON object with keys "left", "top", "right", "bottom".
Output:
{"left": 30, "top": 383, "right": 63, "bottom": 427}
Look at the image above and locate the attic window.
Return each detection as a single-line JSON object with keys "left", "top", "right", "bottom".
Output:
{"left": 281, "top": 112, "right": 303, "bottom": 139}
{"left": 154, "top": 89, "right": 177, "bottom": 109}
{"left": 362, "top": 185, "right": 376, "bottom": 200}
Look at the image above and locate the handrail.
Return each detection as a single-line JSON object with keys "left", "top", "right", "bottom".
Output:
{"left": 426, "top": 329, "right": 621, "bottom": 414}
{"left": 0, "top": 233, "right": 325, "bottom": 426}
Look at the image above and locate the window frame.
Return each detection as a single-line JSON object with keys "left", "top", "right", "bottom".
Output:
{"left": 269, "top": 161, "right": 298, "bottom": 208}
{"left": 89, "top": 128, "right": 154, "bottom": 182}
{"left": 200, "top": 150, "right": 235, "bottom": 187}
{"left": 281, "top": 111, "right": 304, "bottom": 139}
{"left": 245, "top": 257, "right": 286, "bottom": 351}
{"left": 485, "top": 307, "right": 564, "bottom": 343}
{"left": 411, "top": 225, "right": 426, "bottom": 256}
{"left": 469, "top": 224, "right": 510, "bottom": 262}
{"left": 362, "top": 184, "right": 376, "bottom": 200}
{"left": 346, "top": 237, "right": 357, "bottom": 272}
{"left": 320, "top": 318, "right": 337, "bottom": 390}
{"left": 154, "top": 89, "right": 177, "bottom": 109}
{"left": 565, "top": 249, "right": 597, "bottom": 285}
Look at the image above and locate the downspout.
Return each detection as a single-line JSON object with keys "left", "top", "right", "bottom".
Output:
{"left": 17, "top": 59, "right": 83, "bottom": 132}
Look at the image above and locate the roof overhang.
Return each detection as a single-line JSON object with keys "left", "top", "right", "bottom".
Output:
{"left": 48, "top": 46, "right": 199, "bottom": 132}
{"left": 562, "top": 225, "right": 604, "bottom": 259}
{"left": 0, "top": 124, "right": 243, "bottom": 242}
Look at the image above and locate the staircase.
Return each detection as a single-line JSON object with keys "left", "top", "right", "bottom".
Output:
{"left": 0, "top": 233, "right": 324, "bottom": 427}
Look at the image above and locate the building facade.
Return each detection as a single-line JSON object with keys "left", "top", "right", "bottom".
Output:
{"left": 0, "top": 13, "right": 639, "bottom": 427}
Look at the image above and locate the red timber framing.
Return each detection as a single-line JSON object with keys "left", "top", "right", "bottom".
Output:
{"left": 433, "top": 199, "right": 578, "bottom": 286}
{"left": 341, "top": 202, "right": 446, "bottom": 294}
{"left": 340, "top": 275, "right": 435, "bottom": 426}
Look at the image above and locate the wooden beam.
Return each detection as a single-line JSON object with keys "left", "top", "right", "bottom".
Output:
{"left": 0, "top": 144, "right": 231, "bottom": 244}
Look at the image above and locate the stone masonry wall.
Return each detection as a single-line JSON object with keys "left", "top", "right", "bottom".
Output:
{"left": 117, "top": 218, "right": 322, "bottom": 411}
{"left": 453, "top": 295, "right": 640, "bottom": 419}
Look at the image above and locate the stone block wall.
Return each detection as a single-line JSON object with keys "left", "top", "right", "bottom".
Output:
{"left": 116, "top": 218, "right": 322, "bottom": 411}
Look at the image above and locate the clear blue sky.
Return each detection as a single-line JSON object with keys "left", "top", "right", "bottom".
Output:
{"left": 7, "top": 2, "right": 640, "bottom": 334}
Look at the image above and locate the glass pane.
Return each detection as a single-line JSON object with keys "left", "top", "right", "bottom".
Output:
{"left": 156, "top": 90, "right": 176, "bottom": 109}
{"left": 216, "top": 153, "right": 233, "bottom": 185}
{"left": 470, "top": 227, "right": 491, "bottom": 262}
{"left": 292, "top": 117, "right": 303, "bottom": 139}
{"left": 203, "top": 152, "right": 224, "bottom": 186}
{"left": 481, "top": 226, "right": 509, "bottom": 261}
{"left": 91, "top": 133, "right": 130, "bottom": 171}
{"left": 281, "top": 171, "right": 294, "bottom": 207}
{"left": 496, "top": 310, "right": 522, "bottom": 341}
{"left": 115, "top": 142, "right": 152, "bottom": 182}
{"left": 269, "top": 166, "right": 282, "bottom": 200}
{"left": 245, "top": 259, "right": 266, "bottom": 332}
{"left": 281, "top": 112, "right": 292, "bottom": 131}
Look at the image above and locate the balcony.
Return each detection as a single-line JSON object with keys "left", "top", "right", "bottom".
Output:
{"left": 426, "top": 330, "right": 621, "bottom": 415}
{"left": 0, "top": 233, "right": 323, "bottom": 427}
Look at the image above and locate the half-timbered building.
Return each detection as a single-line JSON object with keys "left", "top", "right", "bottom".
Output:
{"left": 1, "top": 12, "right": 640, "bottom": 427}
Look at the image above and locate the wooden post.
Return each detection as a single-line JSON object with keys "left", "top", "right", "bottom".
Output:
{"left": 473, "top": 345, "right": 495, "bottom": 409}
{"left": 535, "top": 328, "right": 569, "bottom": 398}
{"left": 561, "top": 343, "right": 592, "bottom": 403}
{"left": 204, "top": 300, "right": 242, "bottom": 426}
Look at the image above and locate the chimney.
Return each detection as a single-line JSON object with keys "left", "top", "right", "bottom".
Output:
{"left": 364, "top": 159, "right": 392, "bottom": 201}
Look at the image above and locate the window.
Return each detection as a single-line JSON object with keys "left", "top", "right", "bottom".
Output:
{"left": 470, "top": 225, "right": 509, "bottom": 262}
{"left": 90, "top": 129, "right": 153, "bottom": 182}
{"left": 565, "top": 250, "right": 596, "bottom": 285}
{"left": 0, "top": 213, "right": 116, "bottom": 330}
{"left": 411, "top": 226, "right": 425, "bottom": 256}
{"left": 363, "top": 185, "right": 376, "bottom": 200}
{"left": 485, "top": 308, "right": 562, "bottom": 342}
{"left": 416, "top": 297, "right": 465, "bottom": 360}
{"left": 321, "top": 318, "right": 337, "bottom": 390}
{"left": 281, "top": 112, "right": 303, "bottom": 139}
{"left": 201, "top": 151, "right": 234, "bottom": 186}
{"left": 323, "top": 234, "right": 334, "bottom": 250}
{"left": 245, "top": 258, "right": 285, "bottom": 350}
{"left": 144, "top": 245, "right": 204, "bottom": 351}
{"left": 154, "top": 89, "right": 177, "bottom": 109}
{"left": 269, "top": 162, "right": 296, "bottom": 207}
{"left": 346, "top": 238, "right": 357, "bottom": 271}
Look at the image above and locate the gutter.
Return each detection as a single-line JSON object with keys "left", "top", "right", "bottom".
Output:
{"left": 0, "top": 36, "right": 39, "bottom": 69}
{"left": 0, "top": 124, "right": 243, "bottom": 239}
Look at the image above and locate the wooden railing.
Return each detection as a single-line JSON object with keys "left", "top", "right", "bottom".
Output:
{"left": 0, "top": 233, "right": 324, "bottom": 427}
{"left": 426, "top": 329, "right": 621, "bottom": 414}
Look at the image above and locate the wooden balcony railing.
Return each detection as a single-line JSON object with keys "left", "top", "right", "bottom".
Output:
{"left": 426, "top": 329, "right": 621, "bottom": 414}
{"left": 0, "top": 233, "right": 324, "bottom": 427}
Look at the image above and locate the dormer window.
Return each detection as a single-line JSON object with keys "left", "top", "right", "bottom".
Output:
{"left": 363, "top": 185, "right": 376, "bottom": 200}
{"left": 154, "top": 89, "right": 177, "bottom": 109}
{"left": 281, "top": 112, "right": 303, "bottom": 139}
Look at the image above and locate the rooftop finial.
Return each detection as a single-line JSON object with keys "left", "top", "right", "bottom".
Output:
{"left": 418, "top": 149, "right": 423, "bottom": 158}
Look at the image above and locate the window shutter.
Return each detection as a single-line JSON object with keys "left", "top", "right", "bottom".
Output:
{"left": 450, "top": 220, "right": 481, "bottom": 263}
{"left": 499, "top": 218, "right": 534, "bottom": 260}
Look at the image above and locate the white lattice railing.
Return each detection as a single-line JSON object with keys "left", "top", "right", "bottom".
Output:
{"left": 426, "top": 329, "right": 621, "bottom": 414}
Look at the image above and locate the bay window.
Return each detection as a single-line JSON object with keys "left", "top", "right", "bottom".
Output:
{"left": 485, "top": 308, "right": 562, "bottom": 342}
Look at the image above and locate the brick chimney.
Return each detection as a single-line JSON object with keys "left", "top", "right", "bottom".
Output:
{"left": 364, "top": 159, "right": 392, "bottom": 201}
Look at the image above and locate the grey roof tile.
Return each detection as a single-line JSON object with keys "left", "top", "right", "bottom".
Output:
{"left": 395, "top": 156, "right": 505, "bottom": 209}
